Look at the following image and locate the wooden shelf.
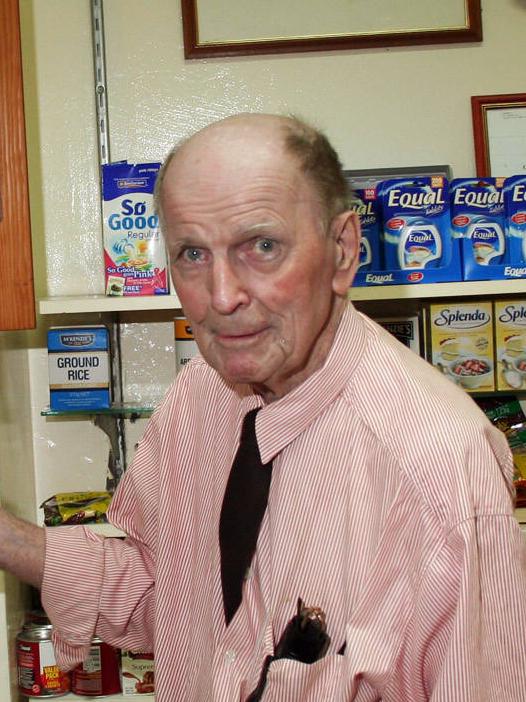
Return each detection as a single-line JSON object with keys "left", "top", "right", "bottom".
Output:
{"left": 38, "top": 280, "right": 526, "bottom": 315}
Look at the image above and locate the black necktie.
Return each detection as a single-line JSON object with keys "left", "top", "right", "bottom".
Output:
{"left": 219, "top": 408, "right": 273, "bottom": 625}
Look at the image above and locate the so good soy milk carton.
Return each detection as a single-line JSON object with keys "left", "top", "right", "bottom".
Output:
{"left": 429, "top": 302, "right": 495, "bottom": 393}
{"left": 102, "top": 161, "right": 169, "bottom": 296}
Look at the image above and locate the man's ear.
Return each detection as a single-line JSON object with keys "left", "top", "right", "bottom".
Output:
{"left": 330, "top": 210, "right": 362, "bottom": 296}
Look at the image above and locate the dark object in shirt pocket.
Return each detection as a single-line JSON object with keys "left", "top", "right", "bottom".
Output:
{"left": 246, "top": 598, "right": 331, "bottom": 701}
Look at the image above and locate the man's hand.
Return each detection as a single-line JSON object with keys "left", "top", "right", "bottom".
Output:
{"left": 0, "top": 507, "right": 45, "bottom": 588}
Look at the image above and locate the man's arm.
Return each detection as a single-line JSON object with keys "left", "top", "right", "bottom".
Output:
{"left": 0, "top": 507, "right": 45, "bottom": 588}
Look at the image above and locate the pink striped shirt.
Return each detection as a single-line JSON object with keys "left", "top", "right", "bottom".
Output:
{"left": 43, "top": 302, "right": 526, "bottom": 700}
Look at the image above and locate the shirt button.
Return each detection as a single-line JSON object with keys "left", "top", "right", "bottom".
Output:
{"left": 224, "top": 650, "right": 236, "bottom": 665}
{"left": 245, "top": 566, "right": 253, "bottom": 580}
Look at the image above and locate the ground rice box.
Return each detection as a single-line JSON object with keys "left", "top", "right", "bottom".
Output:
{"left": 48, "top": 326, "right": 111, "bottom": 411}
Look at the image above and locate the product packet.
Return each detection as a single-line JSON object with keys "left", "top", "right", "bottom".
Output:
{"left": 48, "top": 325, "right": 111, "bottom": 411}
{"left": 477, "top": 397, "right": 526, "bottom": 506}
{"left": 429, "top": 301, "right": 495, "bottom": 393}
{"left": 494, "top": 299, "right": 526, "bottom": 391}
{"left": 504, "top": 175, "right": 526, "bottom": 266}
{"left": 379, "top": 176, "right": 451, "bottom": 271}
{"left": 41, "top": 491, "right": 112, "bottom": 526}
{"left": 102, "top": 161, "right": 169, "bottom": 296}
{"left": 450, "top": 177, "right": 507, "bottom": 266}
{"left": 349, "top": 187, "right": 381, "bottom": 271}
{"left": 121, "top": 650, "right": 155, "bottom": 695}
{"left": 375, "top": 315, "right": 423, "bottom": 356}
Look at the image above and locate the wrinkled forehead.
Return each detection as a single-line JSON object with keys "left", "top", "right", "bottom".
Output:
{"left": 163, "top": 119, "right": 306, "bottom": 202}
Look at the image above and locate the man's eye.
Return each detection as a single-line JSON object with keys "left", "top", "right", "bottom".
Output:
{"left": 181, "top": 247, "right": 203, "bottom": 263}
{"left": 254, "top": 238, "right": 276, "bottom": 255}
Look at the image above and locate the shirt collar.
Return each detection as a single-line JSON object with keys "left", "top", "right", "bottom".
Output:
{"left": 252, "top": 302, "right": 367, "bottom": 464}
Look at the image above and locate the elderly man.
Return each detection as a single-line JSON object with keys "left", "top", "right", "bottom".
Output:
{"left": 1, "top": 113, "right": 526, "bottom": 701}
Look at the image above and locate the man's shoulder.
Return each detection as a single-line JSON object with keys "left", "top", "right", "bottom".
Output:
{"left": 350, "top": 317, "right": 494, "bottom": 459}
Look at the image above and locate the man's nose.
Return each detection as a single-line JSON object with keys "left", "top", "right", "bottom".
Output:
{"left": 210, "top": 259, "right": 250, "bottom": 314}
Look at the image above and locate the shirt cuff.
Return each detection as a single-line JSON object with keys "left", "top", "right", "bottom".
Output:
{"left": 41, "top": 525, "right": 105, "bottom": 669}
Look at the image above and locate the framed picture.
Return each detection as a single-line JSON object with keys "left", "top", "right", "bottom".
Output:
{"left": 181, "top": 0, "right": 482, "bottom": 59}
{"left": 471, "top": 93, "right": 526, "bottom": 177}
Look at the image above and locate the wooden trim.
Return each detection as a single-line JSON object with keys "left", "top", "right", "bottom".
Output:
{"left": 0, "top": 0, "right": 36, "bottom": 330}
{"left": 181, "top": 0, "right": 482, "bottom": 59}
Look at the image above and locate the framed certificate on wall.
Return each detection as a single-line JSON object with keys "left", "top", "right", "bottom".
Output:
{"left": 181, "top": 0, "right": 482, "bottom": 58}
{"left": 472, "top": 93, "right": 526, "bottom": 177}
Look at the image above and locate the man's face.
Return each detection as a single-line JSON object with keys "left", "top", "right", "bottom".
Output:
{"left": 161, "top": 120, "right": 359, "bottom": 399}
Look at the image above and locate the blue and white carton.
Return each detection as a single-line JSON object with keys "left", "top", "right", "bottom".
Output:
{"left": 48, "top": 326, "right": 111, "bottom": 411}
{"left": 350, "top": 187, "right": 381, "bottom": 272}
{"left": 450, "top": 177, "right": 522, "bottom": 282}
{"left": 354, "top": 176, "right": 461, "bottom": 286}
{"left": 102, "top": 161, "right": 170, "bottom": 296}
{"left": 504, "top": 175, "right": 526, "bottom": 272}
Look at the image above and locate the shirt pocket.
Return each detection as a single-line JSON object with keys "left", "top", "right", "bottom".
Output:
{"left": 262, "top": 654, "right": 345, "bottom": 702}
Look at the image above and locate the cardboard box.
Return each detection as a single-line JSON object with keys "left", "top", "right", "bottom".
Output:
{"left": 494, "top": 299, "right": 526, "bottom": 391}
{"left": 375, "top": 315, "right": 423, "bottom": 356}
{"left": 102, "top": 161, "right": 170, "bottom": 296}
{"left": 429, "top": 302, "right": 495, "bottom": 393}
{"left": 354, "top": 176, "right": 462, "bottom": 287}
{"left": 121, "top": 651, "right": 154, "bottom": 696}
{"left": 48, "top": 326, "right": 111, "bottom": 410}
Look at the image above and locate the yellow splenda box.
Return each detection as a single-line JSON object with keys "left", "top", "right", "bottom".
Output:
{"left": 429, "top": 301, "right": 495, "bottom": 393}
{"left": 494, "top": 299, "right": 526, "bottom": 391}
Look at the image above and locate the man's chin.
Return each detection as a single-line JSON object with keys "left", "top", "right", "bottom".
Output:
{"left": 214, "top": 361, "right": 267, "bottom": 388}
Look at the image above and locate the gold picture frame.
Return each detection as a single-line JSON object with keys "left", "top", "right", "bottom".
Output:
{"left": 181, "top": 0, "right": 482, "bottom": 59}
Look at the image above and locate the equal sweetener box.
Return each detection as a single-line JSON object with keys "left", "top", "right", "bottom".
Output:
{"left": 494, "top": 299, "right": 526, "bottom": 392}
{"left": 102, "top": 161, "right": 169, "bottom": 296}
{"left": 48, "top": 326, "right": 111, "bottom": 410}
{"left": 349, "top": 187, "right": 381, "bottom": 272}
{"left": 354, "top": 176, "right": 462, "bottom": 286}
{"left": 429, "top": 302, "right": 495, "bottom": 393}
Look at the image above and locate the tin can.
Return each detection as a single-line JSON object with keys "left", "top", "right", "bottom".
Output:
{"left": 25, "top": 609, "right": 50, "bottom": 625}
{"left": 174, "top": 316, "right": 199, "bottom": 373}
{"left": 16, "top": 622, "right": 70, "bottom": 698}
{"left": 71, "top": 637, "right": 121, "bottom": 696}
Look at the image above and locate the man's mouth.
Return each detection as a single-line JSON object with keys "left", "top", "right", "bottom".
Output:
{"left": 215, "top": 327, "right": 268, "bottom": 344}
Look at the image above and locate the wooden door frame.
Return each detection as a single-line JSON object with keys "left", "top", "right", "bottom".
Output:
{"left": 0, "top": 0, "right": 36, "bottom": 330}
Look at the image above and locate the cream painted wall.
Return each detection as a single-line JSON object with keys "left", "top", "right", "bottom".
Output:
{"left": 0, "top": 3, "right": 524, "bottom": 696}
{"left": 20, "top": 0, "right": 526, "bottom": 299}
{"left": 10, "top": 0, "right": 526, "bottom": 516}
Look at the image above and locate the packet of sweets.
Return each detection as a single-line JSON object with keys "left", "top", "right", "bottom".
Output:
{"left": 41, "top": 491, "right": 111, "bottom": 526}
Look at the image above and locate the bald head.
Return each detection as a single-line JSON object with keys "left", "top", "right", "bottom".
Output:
{"left": 154, "top": 113, "right": 350, "bottom": 231}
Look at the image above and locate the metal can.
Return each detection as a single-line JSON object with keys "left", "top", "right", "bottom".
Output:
{"left": 71, "top": 637, "right": 121, "bottom": 696}
{"left": 16, "top": 622, "right": 70, "bottom": 698}
{"left": 174, "top": 316, "right": 199, "bottom": 373}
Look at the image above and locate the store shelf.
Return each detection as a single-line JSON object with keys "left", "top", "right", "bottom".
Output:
{"left": 41, "top": 403, "right": 155, "bottom": 419}
{"left": 350, "top": 279, "right": 526, "bottom": 302}
{"left": 39, "top": 293, "right": 181, "bottom": 315}
{"left": 38, "top": 280, "right": 526, "bottom": 315}
{"left": 60, "top": 695, "right": 153, "bottom": 701}
{"left": 85, "top": 522, "right": 125, "bottom": 537}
